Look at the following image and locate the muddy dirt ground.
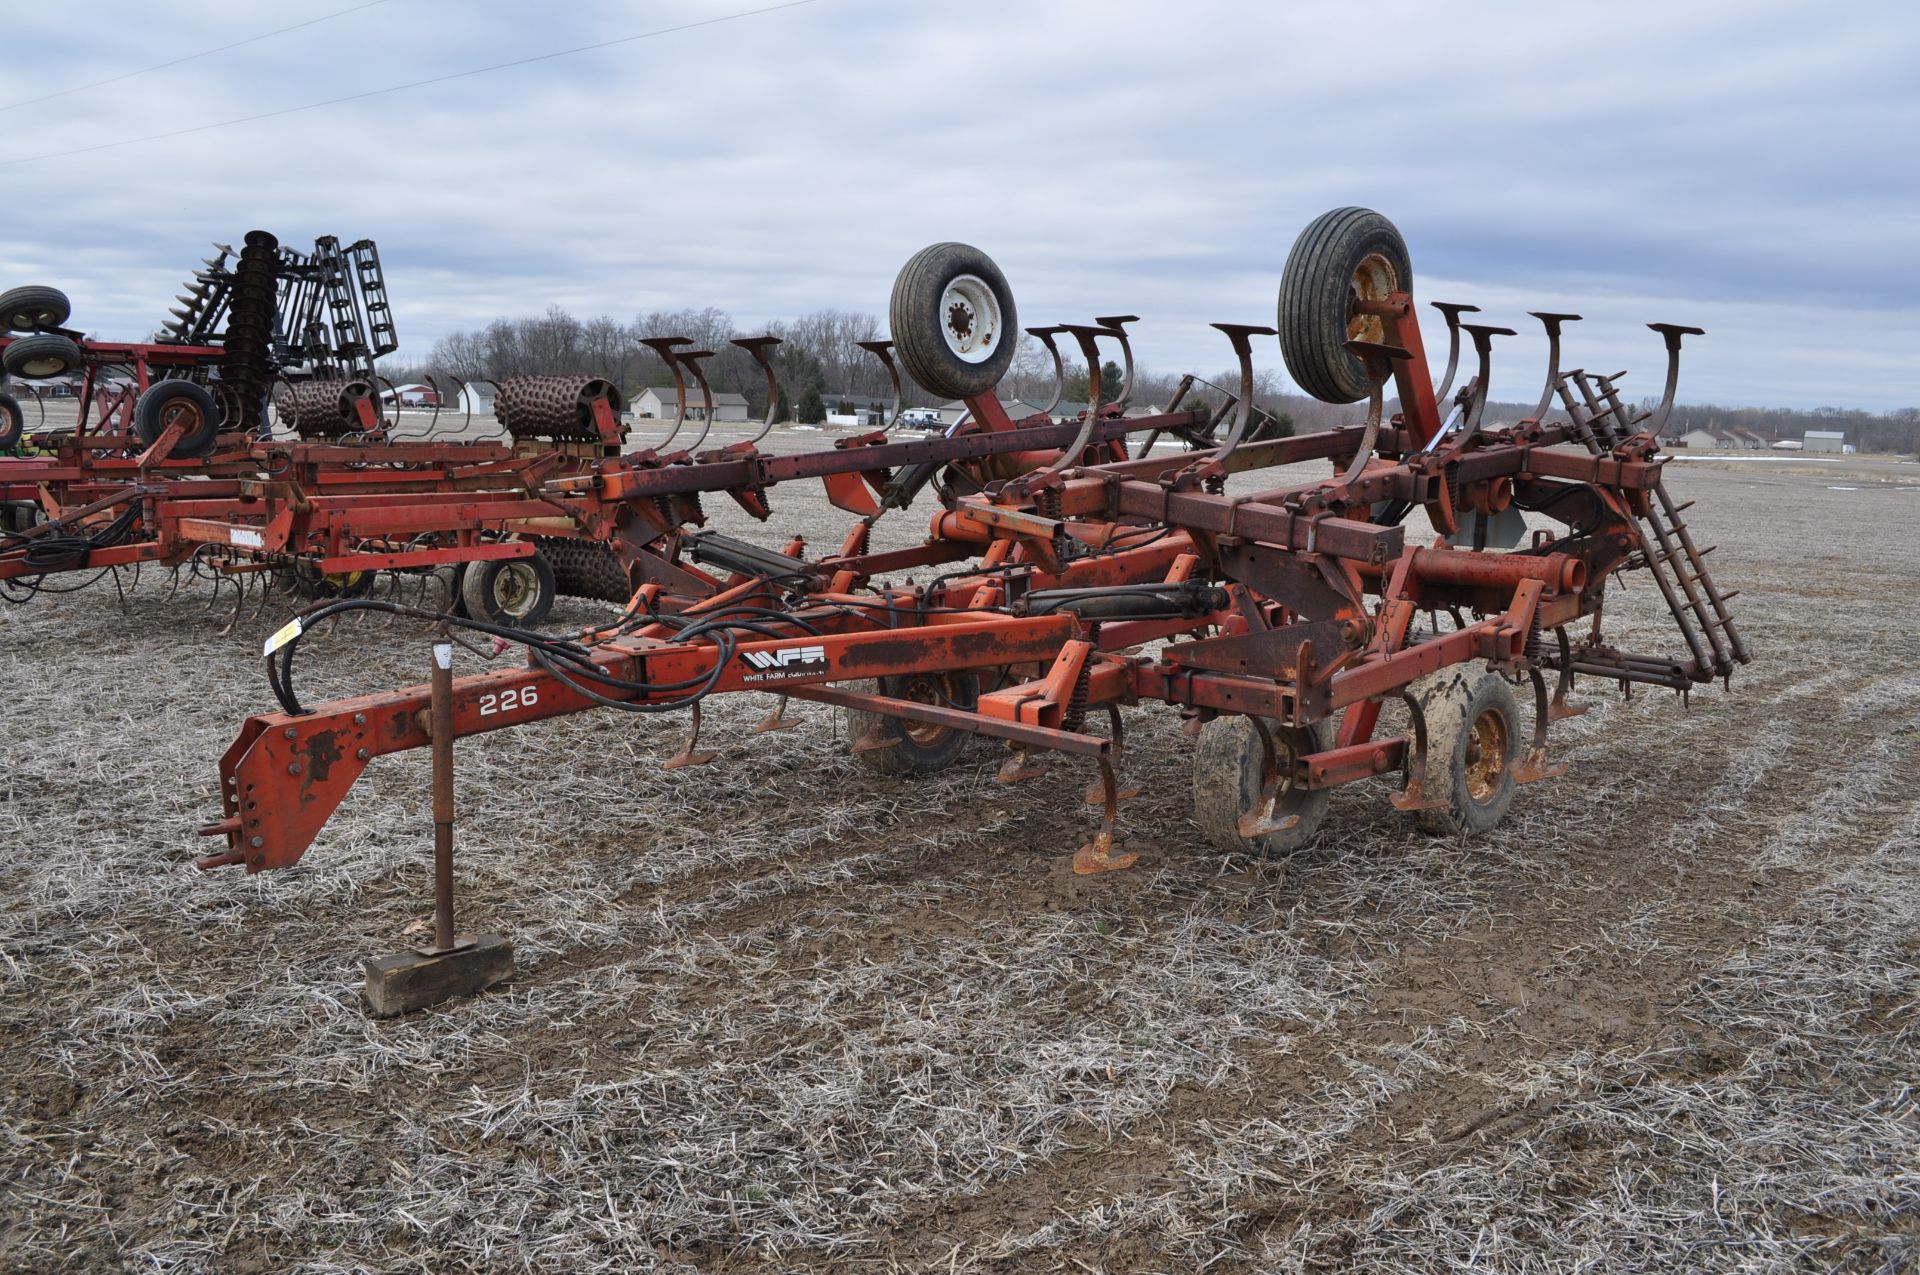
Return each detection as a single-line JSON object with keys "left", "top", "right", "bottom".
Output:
{"left": 1, "top": 450, "right": 1915, "bottom": 1272}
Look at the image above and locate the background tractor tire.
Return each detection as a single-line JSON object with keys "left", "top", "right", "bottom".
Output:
{"left": 461, "top": 552, "right": 557, "bottom": 627}
{"left": 1278, "top": 207, "right": 1413, "bottom": 404}
{"left": 841, "top": 670, "right": 981, "bottom": 776}
{"left": 133, "top": 380, "right": 221, "bottom": 457}
{"left": 0, "top": 391, "right": 22, "bottom": 450}
{"left": 0, "top": 285, "right": 71, "bottom": 332}
{"left": 1409, "top": 667, "right": 1521, "bottom": 836}
{"left": 889, "top": 242, "right": 1017, "bottom": 401}
{"left": 3, "top": 333, "right": 83, "bottom": 380}
{"left": 1191, "top": 715, "right": 1333, "bottom": 857}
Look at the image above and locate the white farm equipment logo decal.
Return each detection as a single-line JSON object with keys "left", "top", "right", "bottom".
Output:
{"left": 740, "top": 644, "right": 829, "bottom": 683}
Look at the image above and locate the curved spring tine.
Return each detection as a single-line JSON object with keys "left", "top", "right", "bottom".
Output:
{"left": 1429, "top": 302, "right": 1479, "bottom": 402}
{"left": 853, "top": 338, "right": 901, "bottom": 433}
{"left": 1388, "top": 689, "right": 1437, "bottom": 812}
{"left": 449, "top": 374, "right": 475, "bottom": 439}
{"left": 1092, "top": 315, "right": 1140, "bottom": 410}
{"left": 1645, "top": 323, "right": 1704, "bottom": 438}
{"left": 733, "top": 335, "right": 787, "bottom": 445}
{"left": 1526, "top": 312, "right": 1581, "bottom": 423}
{"left": 218, "top": 570, "right": 252, "bottom": 635}
{"left": 1033, "top": 323, "right": 1120, "bottom": 478}
{"left": 1070, "top": 755, "right": 1138, "bottom": 874}
{"left": 1025, "top": 325, "right": 1069, "bottom": 418}
{"left": 372, "top": 374, "right": 400, "bottom": 435}
{"left": 675, "top": 349, "right": 719, "bottom": 453}
{"left": 640, "top": 336, "right": 695, "bottom": 452}
{"left": 163, "top": 565, "right": 183, "bottom": 602}
{"left": 1206, "top": 322, "right": 1279, "bottom": 469}
{"left": 1338, "top": 339, "right": 1410, "bottom": 485}
{"left": 245, "top": 569, "right": 274, "bottom": 624}
{"left": 1456, "top": 323, "right": 1517, "bottom": 435}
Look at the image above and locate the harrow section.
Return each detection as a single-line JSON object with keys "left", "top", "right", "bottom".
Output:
{"left": 196, "top": 205, "right": 1749, "bottom": 961}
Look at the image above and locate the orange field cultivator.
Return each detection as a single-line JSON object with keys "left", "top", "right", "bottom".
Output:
{"left": 192, "top": 209, "right": 1749, "bottom": 1010}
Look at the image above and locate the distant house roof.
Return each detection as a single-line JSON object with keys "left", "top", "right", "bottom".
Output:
{"left": 637, "top": 386, "right": 748, "bottom": 406}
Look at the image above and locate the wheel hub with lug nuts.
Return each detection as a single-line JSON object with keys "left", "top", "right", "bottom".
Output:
{"left": 940, "top": 274, "right": 1000, "bottom": 363}
{"left": 496, "top": 562, "right": 537, "bottom": 616}
{"left": 1464, "top": 708, "right": 1508, "bottom": 803}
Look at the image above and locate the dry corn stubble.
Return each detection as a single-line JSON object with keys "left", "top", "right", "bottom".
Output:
{"left": 0, "top": 450, "right": 1916, "bottom": 1272}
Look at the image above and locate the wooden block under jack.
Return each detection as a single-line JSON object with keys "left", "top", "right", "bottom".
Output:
{"left": 364, "top": 934, "right": 514, "bottom": 1017}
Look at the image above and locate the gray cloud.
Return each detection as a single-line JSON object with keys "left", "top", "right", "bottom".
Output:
{"left": 1, "top": 0, "right": 1914, "bottom": 408}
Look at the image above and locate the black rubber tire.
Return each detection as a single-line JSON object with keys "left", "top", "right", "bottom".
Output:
{"left": 841, "top": 670, "right": 981, "bottom": 776}
{"left": 3, "top": 333, "right": 83, "bottom": 380}
{"left": 461, "top": 551, "right": 556, "bottom": 626}
{"left": 0, "top": 285, "right": 71, "bottom": 332}
{"left": 1278, "top": 207, "right": 1413, "bottom": 404}
{"left": 0, "top": 392, "right": 22, "bottom": 449}
{"left": 290, "top": 561, "right": 376, "bottom": 600}
{"left": 427, "top": 563, "right": 468, "bottom": 617}
{"left": 133, "top": 380, "right": 221, "bottom": 457}
{"left": 1410, "top": 667, "right": 1521, "bottom": 836}
{"left": 1191, "top": 716, "right": 1332, "bottom": 857}
{"left": 889, "top": 242, "right": 1017, "bottom": 401}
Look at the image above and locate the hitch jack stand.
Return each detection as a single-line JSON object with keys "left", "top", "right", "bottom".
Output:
{"left": 364, "top": 631, "right": 513, "bottom": 1017}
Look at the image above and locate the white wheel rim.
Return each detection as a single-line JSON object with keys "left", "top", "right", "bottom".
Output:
{"left": 496, "top": 562, "right": 538, "bottom": 616}
{"left": 939, "top": 274, "right": 1001, "bottom": 364}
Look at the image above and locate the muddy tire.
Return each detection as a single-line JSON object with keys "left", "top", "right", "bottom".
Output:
{"left": 1278, "top": 207, "right": 1413, "bottom": 404}
{"left": 461, "top": 552, "right": 556, "bottom": 627}
{"left": 889, "top": 243, "right": 1017, "bottom": 401}
{"left": 841, "top": 670, "right": 981, "bottom": 776}
{"left": 0, "top": 391, "right": 22, "bottom": 449}
{"left": 0, "top": 285, "right": 71, "bottom": 332}
{"left": 133, "top": 380, "right": 221, "bottom": 457}
{"left": 3, "top": 332, "right": 82, "bottom": 380}
{"left": 426, "top": 563, "right": 468, "bottom": 616}
{"left": 1191, "top": 715, "right": 1332, "bottom": 857}
{"left": 1410, "top": 667, "right": 1521, "bottom": 836}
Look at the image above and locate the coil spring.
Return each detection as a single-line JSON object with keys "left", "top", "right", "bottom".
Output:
{"left": 1062, "top": 659, "right": 1091, "bottom": 733}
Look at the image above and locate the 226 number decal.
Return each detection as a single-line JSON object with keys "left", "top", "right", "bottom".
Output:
{"left": 478, "top": 686, "right": 540, "bottom": 718}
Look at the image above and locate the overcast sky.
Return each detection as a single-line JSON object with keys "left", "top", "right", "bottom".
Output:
{"left": 2, "top": 1, "right": 1915, "bottom": 410}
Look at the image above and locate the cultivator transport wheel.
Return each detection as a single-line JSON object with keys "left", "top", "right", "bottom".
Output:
{"left": 426, "top": 563, "right": 467, "bottom": 616}
{"left": 291, "top": 562, "right": 376, "bottom": 600}
{"left": 133, "top": 381, "right": 221, "bottom": 457}
{"left": 888, "top": 242, "right": 1018, "bottom": 400}
{"left": 0, "top": 285, "right": 71, "bottom": 332}
{"left": 2, "top": 332, "right": 83, "bottom": 380}
{"left": 1278, "top": 206, "right": 1413, "bottom": 404}
{"left": 1191, "top": 716, "right": 1332, "bottom": 857}
{"left": 0, "top": 391, "right": 22, "bottom": 450}
{"left": 1410, "top": 668, "right": 1521, "bottom": 836}
{"left": 842, "top": 670, "right": 982, "bottom": 775}
{"left": 460, "top": 553, "right": 556, "bottom": 626}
